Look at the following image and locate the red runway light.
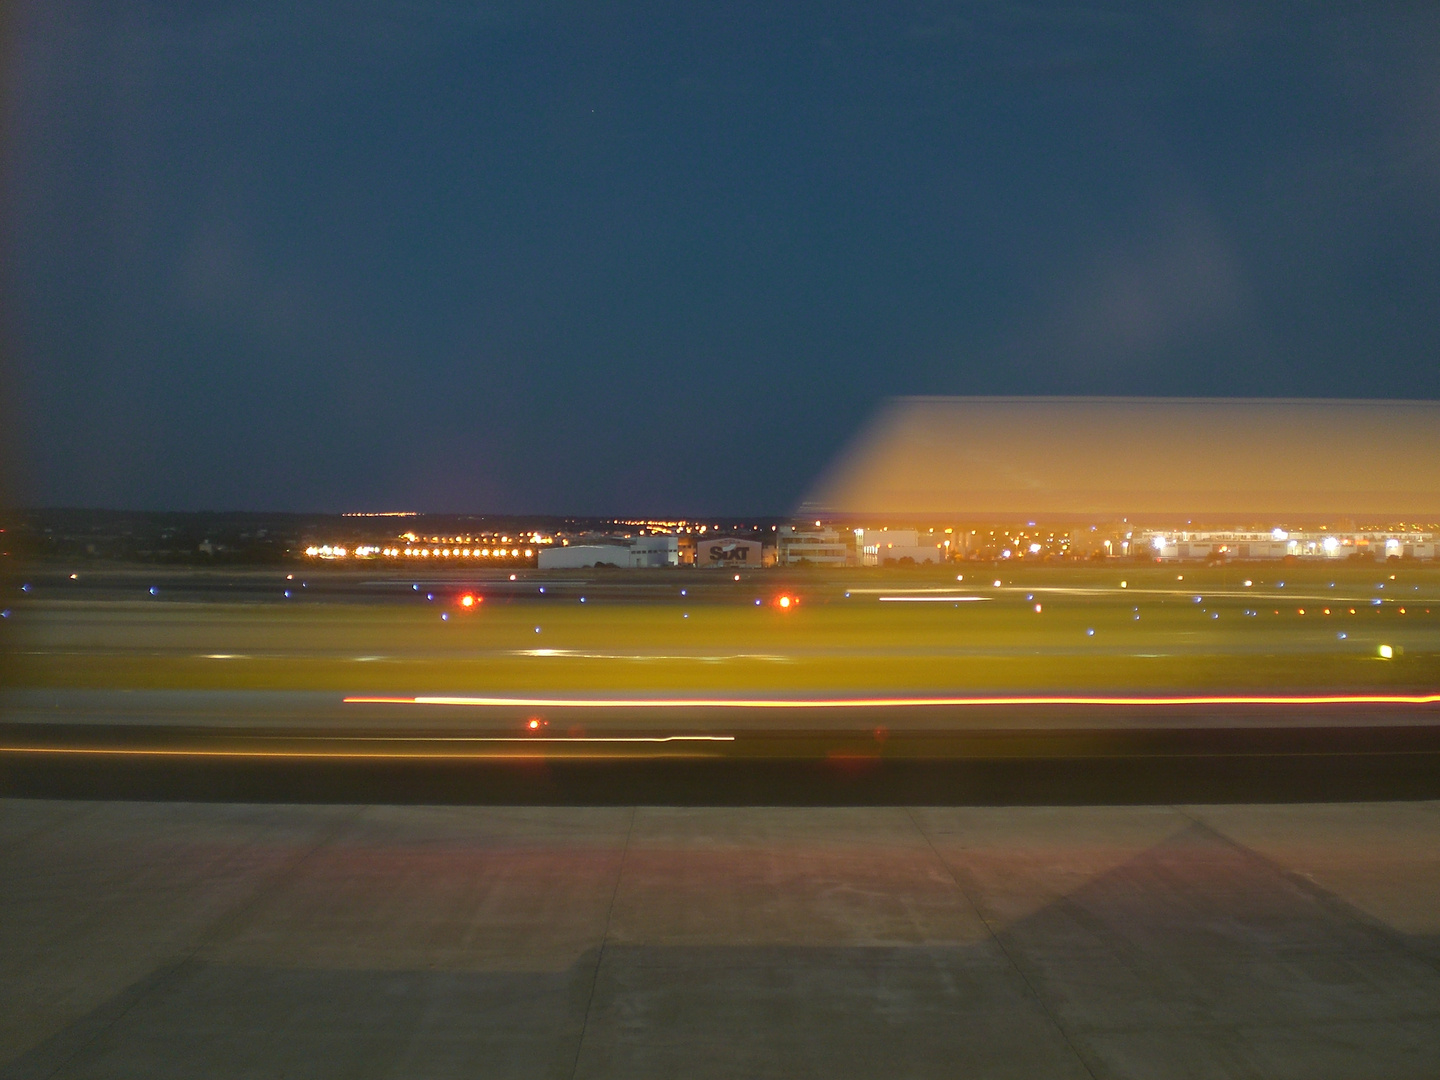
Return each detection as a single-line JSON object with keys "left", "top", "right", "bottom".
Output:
{"left": 459, "top": 593, "right": 478, "bottom": 608}
{"left": 775, "top": 594, "right": 793, "bottom": 609}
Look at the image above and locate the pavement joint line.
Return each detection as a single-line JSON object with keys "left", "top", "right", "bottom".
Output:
{"left": 904, "top": 807, "right": 1101, "bottom": 1080}
{"left": 1171, "top": 805, "right": 1440, "bottom": 979}
{"left": 569, "top": 805, "right": 635, "bottom": 1080}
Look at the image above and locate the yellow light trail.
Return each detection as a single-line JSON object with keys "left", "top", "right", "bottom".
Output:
{"left": 345, "top": 693, "right": 1440, "bottom": 709}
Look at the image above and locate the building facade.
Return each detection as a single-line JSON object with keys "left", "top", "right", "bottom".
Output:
{"left": 536, "top": 543, "right": 631, "bottom": 569}
{"left": 855, "top": 529, "right": 945, "bottom": 566}
{"left": 628, "top": 534, "right": 680, "bottom": 567}
{"left": 777, "top": 526, "right": 850, "bottom": 566}
{"left": 536, "top": 535, "right": 680, "bottom": 569}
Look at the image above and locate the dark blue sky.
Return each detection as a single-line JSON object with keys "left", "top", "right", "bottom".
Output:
{"left": 7, "top": 2, "right": 1440, "bottom": 514}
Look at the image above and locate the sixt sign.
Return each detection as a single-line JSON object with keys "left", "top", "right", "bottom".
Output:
{"left": 699, "top": 538, "right": 762, "bottom": 566}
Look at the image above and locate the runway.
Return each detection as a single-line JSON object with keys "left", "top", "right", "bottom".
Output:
{"left": 5, "top": 689, "right": 1440, "bottom": 804}
{"left": 4, "top": 566, "right": 1439, "bottom": 798}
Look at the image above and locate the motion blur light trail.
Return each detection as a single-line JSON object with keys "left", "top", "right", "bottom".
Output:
{"left": 345, "top": 692, "right": 1440, "bottom": 709}
{"left": 878, "top": 596, "right": 989, "bottom": 602}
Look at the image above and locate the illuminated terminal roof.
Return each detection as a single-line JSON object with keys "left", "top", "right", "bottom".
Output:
{"left": 803, "top": 397, "right": 1440, "bottom": 520}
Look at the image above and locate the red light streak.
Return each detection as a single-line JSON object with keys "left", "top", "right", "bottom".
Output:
{"left": 345, "top": 692, "right": 1440, "bottom": 709}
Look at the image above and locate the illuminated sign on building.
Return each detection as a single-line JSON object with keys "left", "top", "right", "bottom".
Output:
{"left": 697, "top": 538, "right": 762, "bottom": 567}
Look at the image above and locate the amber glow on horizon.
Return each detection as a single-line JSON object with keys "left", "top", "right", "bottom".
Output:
{"left": 803, "top": 397, "right": 1440, "bottom": 517}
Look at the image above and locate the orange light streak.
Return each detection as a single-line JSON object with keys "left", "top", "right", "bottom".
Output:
{"left": 344, "top": 693, "right": 1440, "bottom": 709}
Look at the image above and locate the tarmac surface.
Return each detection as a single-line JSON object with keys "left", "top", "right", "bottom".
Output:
{"left": 3, "top": 798, "right": 1440, "bottom": 1079}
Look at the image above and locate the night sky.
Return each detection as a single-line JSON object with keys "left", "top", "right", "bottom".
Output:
{"left": 7, "top": 3, "right": 1440, "bottom": 515}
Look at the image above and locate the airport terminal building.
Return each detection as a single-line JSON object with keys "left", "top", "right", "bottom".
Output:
{"left": 1144, "top": 529, "right": 1437, "bottom": 561}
